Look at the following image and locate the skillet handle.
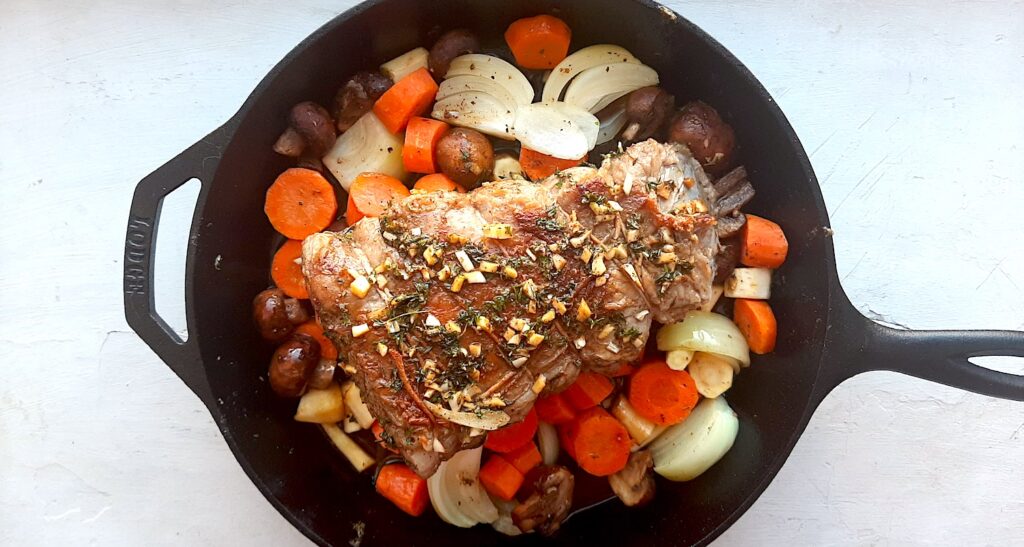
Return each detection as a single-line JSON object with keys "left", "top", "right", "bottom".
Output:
{"left": 123, "top": 129, "right": 228, "bottom": 406}
{"left": 862, "top": 323, "right": 1024, "bottom": 401}
{"left": 823, "top": 291, "right": 1024, "bottom": 402}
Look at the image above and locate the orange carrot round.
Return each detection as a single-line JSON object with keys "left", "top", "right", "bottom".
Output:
{"left": 519, "top": 147, "right": 584, "bottom": 180}
{"left": 504, "top": 15, "right": 572, "bottom": 69}
{"left": 264, "top": 168, "right": 338, "bottom": 240}
{"left": 628, "top": 360, "right": 699, "bottom": 425}
{"left": 740, "top": 214, "right": 789, "bottom": 268}
{"left": 563, "top": 372, "right": 614, "bottom": 410}
{"left": 270, "top": 240, "right": 308, "bottom": 299}
{"left": 412, "top": 173, "right": 465, "bottom": 193}
{"left": 734, "top": 298, "right": 778, "bottom": 354}
{"left": 479, "top": 455, "right": 525, "bottom": 501}
{"left": 375, "top": 463, "right": 429, "bottom": 516}
{"left": 345, "top": 172, "right": 410, "bottom": 225}
{"left": 485, "top": 407, "right": 538, "bottom": 453}
{"left": 569, "top": 407, "right": 631, "bottom": 476}
{"left": 373, "top": 68, "right": 439, "bottom": 134}
{"left": 403, "top": 117, "right": 449, "bottom": 173}
{"left": 505, "top": 441, "right": 543, "bottom": 475}
{"left": 534, "top": 393, "right": 576, "bottom": 424}
{"left": 294, "top": 320, "right": 338, "bottom": 361}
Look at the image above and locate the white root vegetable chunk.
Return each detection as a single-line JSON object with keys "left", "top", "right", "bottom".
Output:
{"left": 657, "top": 311, "right": 751, "bottom": 366}
{"left": 563, "top": 62, "right": 659, "bottom": 113}
{"left": 724, "top": 268, "right": 771, "bottom": 300}
{"left": 650, "top": 396, "right": 739, "bottom": 481}
{"left": 542, "top": 44, "right": 640, "bottom": 102}
{"left": 294, "top": 383, "right": 345, "bottom": 424}
{"left": 446, "top": 54, "right": 534, "bottom": 105}
{"left": 322, "top": 424, "right": 375, "bottom": 472}
{"left": 492, "top": 152, "right": 525, "bottom": 180}
{"left": 341, "top": 381, "right": 374, "bottom": 428}
{"left": 323, "top": 111, "right": 406, "bottom": 190}
{"left": 611, "top": 396, "right": 665, "bottom": 448}
{"left": 666, "top": 349, "right": 694, "bottom": 371}
{"left": 432, "top": 91, "right": 516, "bottom": 140}
{"left": 380, "top": 47, "right": 429, "bottom": 83}
{"left": 687, "top": 352, "right": 735, "bottom": 398}
{"left": 428, "top": 447, "right": 498, "bottom": 527}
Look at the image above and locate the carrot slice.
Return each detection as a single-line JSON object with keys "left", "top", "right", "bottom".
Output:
{"left": 558, "top": 422, "right": 578, "bottom": 460}
{"left": 734, "top": 298, "right": 778, "bottom": 354}
{"left": 504, "top": 15, "right": 572, "bottom": 69}
{"left": 373, "top": 68, "right": 439, "bottom": 134}
{"left": 345, "top": 172, "right": 411, "bottom": 226}
{"left": 485, "top": 408, "right": 538, "bottom": 453}
{"left": 403, "top": 117, "right": 449, "bottom": 173}
{"left": 375, "top": 463, "right": 429, "bottom": 516}
{"left": 412, "top": 173, "right": 465, "bottom": 193}
{"left": 294, "top": 320, "right": 338, "bottom": 361}
{"left": 479, "top": 455, "right": 525, "bottom": 501}
{"left": 563, "top": 372, "right": 614, "bottom": 410}
{"left": 505, "top": 441, "right": 543, "bottom": 475}
{"left": 534, "top": 393, "right": 576, "bottom": 425}
{"left": 264, "top": 168, "right": 338, "bottom": 240}
{"left": 740, "top": 214, "right": 789, "bottom": 268}
{"left": 568, "top": 407, "right": 631, "bottom": 476}
{"left": 628, "top": 360, "right": 699, "bottom": 425}
{"left": 271, "top": 240, "right": 308, "bottom": 299}
{"left": 519, "top": 147, "right": 584, "bottom": 180}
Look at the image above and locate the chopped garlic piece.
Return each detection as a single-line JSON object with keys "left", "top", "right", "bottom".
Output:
{"left": 576, "top": 299, "right": 592, "bottom": 322}
{"left": 509, "top": 318, "right": 528, "bottom": 332}
{"left": 475, "top": 316, "right": 491, "bottom": 331}
{"left": 541, "top": 309, "right": 556, "bottom": 323}
{"left": 532, "top": 374, "right": 547, "bottom": 394}
{"left": 623, "top": 263, "right": 641, "bottom": 285}
{"left": 450, "top": 274, "right": 466, "bottom": 292}
{"left": 376, "top": 343, "right": 388, "bottom": 356}
{"left": 527, "top": 333, "right": 545, "bottom": 346}
{"left": 552, "top": 299, "right": 567, "bottom": 315}
{"left": 574, "top": 337, "right": 586, "bottom": 349}
{"left": 569, "top": 231, "right": 591, "bottom": 248}
{"left": 445, "top": 321, "right": 462, "bottom": 334}
{"left": 464, "top": 271, "right": 486, "bottom": 284}
{"left": 503, "top": 266, "right": 518, "bottom": 279}
{"left": 469, "top": 343, "right": 482, "bottom": 357}
{"left": 479, "top": 261, "right": 499, "bottom": 273}
{"left": 483, "top": 223, "right": 513, "bottom": 239}
{"left": 591, "top": 255, "right": 606, "bottom": 276}
{"left": 424, "top": 313, "right": 441, "bottom": 328}
{"left": 386, "top": 321, "right": 400, "bottom": 333}
{"left": 551, "top": 254, "right": 566, "bottom": 271}
{"left": 455, "top": 250, "right": 475, "bottom": 271}
{"left": 658, "top": 252, "right": 677, "bottom": 265}
{"left": 382, "top": 231, "right": 398, "bottom": 241}
{"left": 351, "top": 323, "right": 370, "bottom": 337}
{"left": 580, "top": 247, "right": 593, "bottom": 264}
{"left": 410, "top": 227, "right": 422, "bottom": 237}
{"left": 349, "top": 275, "right": 371, "bottom": 298}
{"left": 598, "top": 324, "right": 615, "bottom": 340}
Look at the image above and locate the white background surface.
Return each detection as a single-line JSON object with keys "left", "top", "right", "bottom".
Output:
{"left": 1, "top": 0, "right": 1022, "bottom": 545}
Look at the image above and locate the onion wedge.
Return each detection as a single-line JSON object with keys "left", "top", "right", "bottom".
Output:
{"left": 437, "top": 74, "right": 521, "bottom": 110}
{"left": 432, "top": 91, "right": 516, "bottom": 139}
{"left": 542, "top": 44, "right": 641, "bottom": 102}
{"left": 428, "top": 447, "right": 499, "bottom": 527}
{"left": 512, "top": 102, "right": 593, "bottom": 159}
{"left": 563, "top": 62, "right": 660, "bottom": 113}
{"left": 446, "top": 54, "right": 534, "bottom": 105}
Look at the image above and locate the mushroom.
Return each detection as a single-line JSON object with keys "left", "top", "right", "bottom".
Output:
{"left": 252, "top": 288, "right": 311, "bottom": 342}
{"left": 268, "top": 333, "right": 321, "bottom": 397}
{"left": 621, "top": 86, "right": 674, "bottom": 142}
{"left": 511, "top": 465, "right": 575, "bottom": 536}
{"left": 307, "top": 359, "right": 337, "bottom": 390}
{"left": 608, "top": 450, "right": 656, "bottom": 507}
{"left": 428, "top": 29, "right": 480, "bottom": 77}
{"left": 667, "top": 100, "right": 737, "bottom": 175}
{"left": 333, "top": 71, "right": 393, "bottom": 133}
{"left": 272, "top": 101, "right": 337, "bottom": 158}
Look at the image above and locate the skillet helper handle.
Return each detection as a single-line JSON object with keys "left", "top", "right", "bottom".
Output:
{"left": 123, "top": 131, "right": 226, "bottom": 404}
{"left": 865, "top": 325, "right": 1024, "bottom": 402}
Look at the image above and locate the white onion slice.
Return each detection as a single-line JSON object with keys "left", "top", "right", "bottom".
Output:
{"left": 596, "top": 105, "right": 628, "bottom": 146}
{"left": 512, "top": 102, "right": 590, "bottom": 160}
{"left": 656, "top": 311, "right": 751, "bottom": 366}
{"left": 432, "top": 91, "right": 516, "bottom": 139}
{"left": 542, "top": 44, "right": 640, "bottom": 102}
{"left": 563, "top": 62, "right": 659, "bottom": 113}
{"left": 650, "top": 396, "right": 739, "bottom": 481}
{"left": 537, "top": 422, "right": 560, "bottom": 465}
{"left": 428, "top": 447, "right": 498, "bottom": 527}
{"left": 437, "top": 74, "right": 520, "bottom": 110}
{"left": 424, "top": 400, "right": 510, "bottom": 430}
{"left": 543, "top": 101, "right": 600, "bottom": 149}
{"left": 322, "top": 111, "right": 406, "bottom": 190}
{"left": 446, "top": 54, "right": 534, "bottom": 105}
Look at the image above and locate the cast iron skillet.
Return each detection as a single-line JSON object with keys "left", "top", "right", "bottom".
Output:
{"left": 123, "top": 0, "right": 1024, "bottom": 544}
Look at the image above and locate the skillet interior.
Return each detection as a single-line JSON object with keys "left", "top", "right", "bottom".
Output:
{"left": 188, "top": 0, "right": 831, "bottom": 544}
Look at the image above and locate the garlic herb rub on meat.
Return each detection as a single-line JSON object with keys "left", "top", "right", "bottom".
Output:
{"left": 302, "top": 139, "right": 735, "bottom": 477}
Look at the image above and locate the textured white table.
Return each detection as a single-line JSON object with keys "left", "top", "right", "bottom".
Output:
{"left": 1, "top": 1, "right": 1022, "bottom": 545}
